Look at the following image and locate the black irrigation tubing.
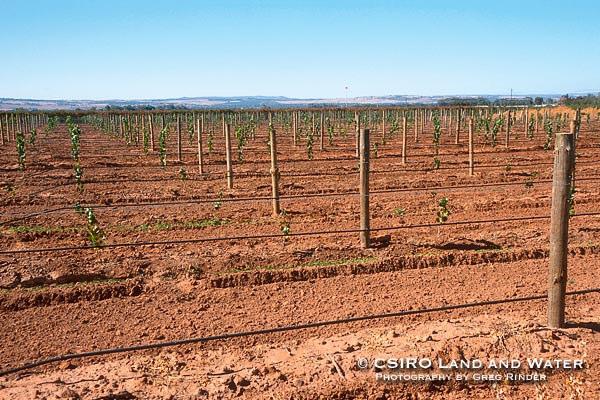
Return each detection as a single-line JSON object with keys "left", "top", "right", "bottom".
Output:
{"left": 0, "top": 178, "right": 561, "bottom": 225}
{"left": 7, "top": 139, "right": 600, "bottom": 171}
{"left": 3, "top": 176, "right": 600, "bottom": 227}
{"left": 7, "top": 144, "right": 600, "bottom": 179}
{"left": 1, "top": 288, "right": 598, "bottom": 378}
{"left": 1, "top": 212, "right": 600, "bottom": 256}
{"left": 12, "top": 143, "right": 600, "bottom": 174}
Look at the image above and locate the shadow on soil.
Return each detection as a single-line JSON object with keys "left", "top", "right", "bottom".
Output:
{"left": 567, "top": 321, "right": 600, "bottom": 332}
{"left": 420, "top": 238, "right": 502, "bottom": 252}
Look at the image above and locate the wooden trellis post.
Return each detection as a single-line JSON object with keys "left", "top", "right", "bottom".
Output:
{"left": 468, "top": 118, "right": 474, "bottom": 176}
{"left": 524, "top": 107, "right": 529, "bottom": 137}
{"left": 292, "top": 111, "right": 298, "bottom": 146}
{"left": 381, "top": 109, "right": 386, "bottom": 143}
{"left": 269, "top": 114, "right": 281, "bottom": 216}
{"left": 505, "top": 110, "right": 511, "bottom": 148}
{"left": 359, "top": 128, "right": 370, "bottom": 248}
{"left": 196, "top": 114, "right": 204, "bottom": 174}
{"left": 135, "top": 114, "right": 140, "bottom": 145}
{"left": 402, "top": 116, "right": 407, "bottom": 164}
{"left": 225, "top": 123, "right": 234, "bottom": 189}
{"left": 547, "top": 131, "right": 575, "bottom": 328}
{"left": 11, "top": 114, "right": 15, "bottom": 140}
{"left": 4, "top": 114, "right": 9, "bottom": 143}
{"left": 148, "top": 114, "right": 155, "bottom": 151}
{"left": 176, "top": 114, "right": 182, "bottom": 161}
{"left": 355, "top": 111, "right": 360, "bottom": 158}
{"left": 455, "top": 108, "right": 461, "bottom": 144}
{"left": 414, "top": 109, "right": 419, "bottom": 142}
{"left": 320, "top": 112, "right": 324, "bottom": 150}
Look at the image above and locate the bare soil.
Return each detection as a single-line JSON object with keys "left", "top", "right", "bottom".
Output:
{"left": 0, "top": 111, "right": 598, "bottom": 399}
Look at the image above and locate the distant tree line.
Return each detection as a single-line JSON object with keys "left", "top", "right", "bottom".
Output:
{"left": 437, "top": 97, "right": 554, "bottom": 107}
{"left": 560, "top": 94, "right": 600, "bottom": 109}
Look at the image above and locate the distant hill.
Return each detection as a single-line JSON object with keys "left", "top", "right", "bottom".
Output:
{"left": 0, "top": 94, "right": 562, "bottom": 111}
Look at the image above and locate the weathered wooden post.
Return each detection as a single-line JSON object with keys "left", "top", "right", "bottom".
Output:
{"left": 292, "top": 111, "right": 298, "bottom": 146}
{"left": 0, "top": 116, "right": 4, "bottom": 146}
{"left": 10, "top": 114, "right": 16, "bottom": 140}
{"left": 455, "top": 108, "right": 461, "bottom": 144}
{"left": 135, "top": 114, "right": 140, "bottom": 145}
{"left": 355, "top": 111, "right": 360, "bottom": 158}
{"left": 468, "top": 118, "right": 474, "bottom": 176}
{"left": 4, "top": 114, "right": 9, "bottom": 143}
{"left": 269, "top": 114, "right": 281, "bottom": 216}
{"left": 319, "top": 112, "right": 324, "bottom": 150}
{"left": 148, "top": 114, "right": 155, "bottom": 151}
{"left": 414, "top": 109, "right": 419, "bottom": 142}
{"left": 196, "top": 115, "right": 204, "bottom": 174}
{"left": 402, "top": 116, "right": 407, "bottom": 164}
{"left": 547, "top": 131, "right": 575, "bottom": 328}
{"left": 359, "top": 128, "right": 370, "bottom": 248}
{"left": 176, "top": 114, "right": 182, "bottom": 162}
{"left": 524, "top": 107, "right": 529, "bottom": 137}
{"left": 225, "top": 123, "right": 234, "bottom": 189}
{"left": 222, "top": 113, "right": 226, "bottom": 138}
{"left": 381, "top": 109, "right": 386, "bottom": 143}
{"left": 312, "top": 112, "right": 316, "bottom": 141}
{"left": 505, "top": 110, "right": 511, "bottom": 148}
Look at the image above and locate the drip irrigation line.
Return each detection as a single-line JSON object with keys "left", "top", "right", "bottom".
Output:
{"left": 1, "top": 211, "right": 599, "bottom": 255}
{"left": 3, "top": 176, "right": 600, "bottom": 227}
{"left": 0, "top": 287, "right": 598, "bottom": 378}
{"left": 8, "top": 143, "right": 600, "bottom": 178}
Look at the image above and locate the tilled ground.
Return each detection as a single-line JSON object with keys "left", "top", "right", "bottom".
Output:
{"left": 0, "top": 110, "right": 598, "bottom": 399}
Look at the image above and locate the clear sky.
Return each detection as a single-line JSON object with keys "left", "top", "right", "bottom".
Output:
{"left": 2, "top": 0, "right": 599, "bottom": 100}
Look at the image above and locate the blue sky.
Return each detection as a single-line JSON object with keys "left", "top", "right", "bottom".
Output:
{"left": 2, "top": 0, "right": 599, "bottom": 100}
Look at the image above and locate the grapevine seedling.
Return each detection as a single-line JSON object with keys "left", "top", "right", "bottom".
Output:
{"left": 281, "top": 221, "right": 291, "bottom": 236}
{"left": 372, "top": 143, "right": 378, "bottom": 158}
{"left": 74, "top": 163, "right": 84, "bottom": 192}
{"left": 432, "top": 113, "right": 441, "bottom": 151}
{"left": 143, "top": 126, "right": 150, "bottom": 153}
{"left": 568, "top": 186, "right": 576, "bottom": 217}
{"left": 2, "top": 182, "right": 15, "bottom": 194}
{"left": 75, "top": 206, "right": 105, "bottom": 247}
{"left": 16, "top": 131, "right": 26, "bottom": 171}
{"left": 213, "top": 190, "right": 223, "bottom": 210}
{"left": 207, "top": 130, "right": 214, "bottom": 154}
{"left": 393, "top": 207, "right": 406, "bottom": 217}
{"left": 69, "top": 124, "right": 81, "bottom": 162}
{"left": 46, "top": 116, "right": 58, "bottom": 133}
{"left": 178, "top": 166, "right": 188, "bottom": 180}
{"left": 491, "top": 117, "right": 503, "bottom": 147}
{"left": 158, "top": 127, "right": 168, "bottom": 167}
{"left": 432, "top": 112, "right": 442, "bottom": 168}
{"left": 436, "top": 197, "right": 451, "bottom": 224}
{"left": 527, "top": 118, "right": 535, "bottom": 139}
{"left": 29, "top": 128, "right": 37, "bottom": 146}
{"left": 389, "top": 120, "right": 399, "bottom": 136}
{"left": 543, "top": 119, "right": 553, "bottom": 150}
{"left": 235, "top": 124, "right": 249, "bottom": 161}
{"left": 187, "top": 117, "right": 195, "bottom": 145}
{"left": 306, "top": 129, "right": 314, "bottom": 160}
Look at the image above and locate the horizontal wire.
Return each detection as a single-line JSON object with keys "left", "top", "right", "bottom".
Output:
{"left": 1, "top": 212, "right": 599, "bottom": 255}
{"left": 1, "top": 287, "right": 597, "bottom": 378}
